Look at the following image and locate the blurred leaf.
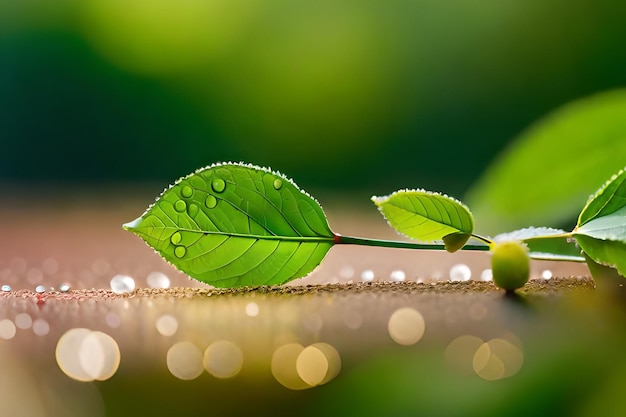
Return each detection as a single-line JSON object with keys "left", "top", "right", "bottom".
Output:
{"left": 494, "top": 227, "right": 584, "bottom": 262}
{"left": 372, "top": 190, "right": 474, "bottom": 247}
{"left": 466, "top": 89, "right": 626, "bottom": 234}
{"left": 124, "top": 163, "right": 335, "bottom": 288}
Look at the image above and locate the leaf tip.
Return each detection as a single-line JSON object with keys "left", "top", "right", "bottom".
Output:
{"left": 122, "top": 217, "right": 142, "bottom": 231}
{"left": 370, "top": 195, "right": 385, "bottom": 206}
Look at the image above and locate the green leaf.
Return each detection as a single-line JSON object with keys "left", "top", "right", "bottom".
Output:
{"left": 577, "top": 167, "right": 626, "bottom": 227}
{"left": 575, "top": 235, "right": 626, "bottom": 278}
{"left": 123, "top": 163, "right": 335, "bottom": 288}
{"left": 372, "top": 190, "right": 474, "bottom": 248}
{"left": 493, "top": 227, "right": 584, "bottom": 262}
{"left": 466, "top": 89, "right": 626, "bottom": 235}
{"left": 575, "top": 206, "right": 626, "bottom": 242}
{"left": 442, "top": 232, "right": 473, "bottom": 253}
{"left": 573, "top": 167, "right": 626, "bottom": 277}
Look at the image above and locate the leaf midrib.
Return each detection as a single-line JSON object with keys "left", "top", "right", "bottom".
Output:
{"left": 140, "top": 226, "right": 336, "bottom": 243}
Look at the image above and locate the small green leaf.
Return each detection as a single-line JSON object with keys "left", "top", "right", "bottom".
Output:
{"left": 442, "top": 233, "right": 472, "bottom": 253}
{"left": 123, "top": 163, "right": 336, "bottom": 288}
{"left": 573, "top": 167, "right": 626, "bottom": 277}
{"left": 493, "top": 227, "right": 584, "bottom": 262}
{"left": 577, "top": 167, "right": 626, "bottom": 227}
{"left": 372, "top": 190, "right": 474, "bottom": 245}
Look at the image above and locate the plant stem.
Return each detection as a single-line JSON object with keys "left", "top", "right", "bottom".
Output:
{"left": 335, "top": 235, "right": 490, "bottom": 251}
{"left": 471, "top": 233, "right": 493, "bottom": 245}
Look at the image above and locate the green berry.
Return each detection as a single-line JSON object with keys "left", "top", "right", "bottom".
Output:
{"left": 491, "top": 241, "right": 530, "bottom": 291}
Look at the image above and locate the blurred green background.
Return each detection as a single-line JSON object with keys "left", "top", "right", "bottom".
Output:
{"left": 1, "top": 0, "right": 626, "bottom": 202}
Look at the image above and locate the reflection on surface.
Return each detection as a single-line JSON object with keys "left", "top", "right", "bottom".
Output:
{"left": 167, "top": 341, "right": 204, "bottom": 380}
{"left": 271, "top": 342, "right": 341, "bottom": 389}
{"left": 56, "top": 328, "right": 121, "bottom": 382}
{"left": 445, "top": 334, "right": 524, "bottom": 380}
{"left": 203, "top": 340, "right": 244, "bottom": 379}
{"left": 0, "top": 318, "right": 16, "bottom": 339}
{"left": 388, "top": 307, "right": 426, "bottom": 346}
{"left": 296, "top": 343, "right": 341, "bottom": 387}
{"left": 473, "top": 337, "right": 524, "bottom": 381}
{"left": 156, "top": 314, "right": 178, "bottom": 336}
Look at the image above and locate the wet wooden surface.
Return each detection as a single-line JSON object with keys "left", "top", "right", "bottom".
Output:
{"left": 0, "top": 186, "right": 620, "bottom": 417}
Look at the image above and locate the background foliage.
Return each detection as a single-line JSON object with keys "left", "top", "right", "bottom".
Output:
{"left": 2, "top": 0, "right": 626, "bottom": 214}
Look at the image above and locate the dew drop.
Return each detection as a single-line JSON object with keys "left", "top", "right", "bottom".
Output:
{"left": 541, "top": 269, "right": 553, "bottom": 280}
{"left": 110, "top": 275, "right": 135, "bottom": 294}
{"left": 35, "top": 285, "right": 46, "bottom": 293}
{"left": 174, "top": 200, "right": 187, "bottom": 212}
{"left": 147, "top": 271, "right": 170, "bottom": 289}
{"left": 273, "top": 178, "right": 283, "bottom": 190}
{"left": 449, "top": 264, "right": 472, "bottom": 282}
{"left": 390, "top": 270, "right": 406, "bottom": 282}
{"left": 212, "top": 178, "right": 226, "bottom": 193}
{"left": 360, "top": 270, "right": 375, "bottom": 282}
{"left": 58, "top": 283, "right": 71, "bottom": 292}
{"left": 187, "top": 203, "right": 199, "bottom": 218}
{"left": 175, "top": 246, "right": 187, "bottom": 258}
{"left": 1, "top": 284, "right": 11, "bottom": 292}
{"left": 205, "top": 195, "right": 217, "bottom": 209}
{"left": 170, "top": 232, "right": 182, "bottom": 245}
{"left": 181, "top": 185, "right": 193, "bottom": 198}
{"left": 480, "top": 269, "right": 493, "bottom": 282}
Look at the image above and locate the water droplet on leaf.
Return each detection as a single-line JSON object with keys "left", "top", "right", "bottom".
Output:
{"left": 273, "top": 178, "right": 283, "bottom": 190}
{"left": 205, "top": 195, "right": 217, "bottom": 209}
{"left": 174, "top": 200, "right": 187, "bottom": 212}
{"left": 187, "top": 203, "right": 199, "bottom": 217}
{"left": 181, "top": 185, "right": 193, "bottom": 198}
{"left": 212, "top": 178, "right": 226, "bottom": 193}
{"left": 170, "top": 232, "right": 182, "bottom": 245}
{"left": 175, "top": 246, "right": 187, "bottom": 258}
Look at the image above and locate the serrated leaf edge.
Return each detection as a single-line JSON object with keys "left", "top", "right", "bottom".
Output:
{"left": 371, "top": 188, "right": 474, "bottom": 243}
{"left": 130, "top": 161, "right": 327, "bottom": 225}
{"left": 578, "top": 166, "right": 626, "bottom": 227}
{"left": 371, "top": 188, "right": 472, "bottom": 213}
